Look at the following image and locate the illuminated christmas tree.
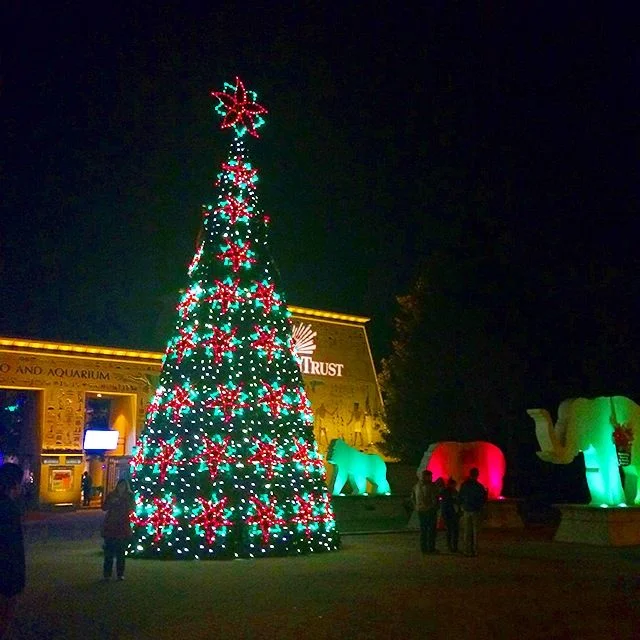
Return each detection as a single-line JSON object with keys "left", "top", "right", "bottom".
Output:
{"left": 129, "top": 77, "right": 340, "bottom": 559}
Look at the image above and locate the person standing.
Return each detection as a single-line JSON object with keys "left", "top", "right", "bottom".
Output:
{"left": 459, "top": 467, "right": 487, "bottom": 557}
{"left": 0, "top": 463, "right": 25, "bottom": 639}
{"left": 81, "top": 471, "right": 93, "bottom": 507}
{"left": 440, "top": 478, "right": 461, "bottom": 553}
{"left": 413, "top": 469, "right": 440, "bottom": 554}
{"left": 102, "top": 479, "right": 135, "bottom": 581}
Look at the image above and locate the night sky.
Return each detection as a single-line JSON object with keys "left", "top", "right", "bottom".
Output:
{"left": 1, "top": 3, "right": 638, "bottom": 397}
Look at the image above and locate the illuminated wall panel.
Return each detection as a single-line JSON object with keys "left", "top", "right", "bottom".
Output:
{"left": 0, "top": 308, "right": 386, "bottom": 507}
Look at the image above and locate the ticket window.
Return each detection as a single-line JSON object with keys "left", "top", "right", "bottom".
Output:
{"left": 39, "top": 455, "right": 84, "bottom": 508}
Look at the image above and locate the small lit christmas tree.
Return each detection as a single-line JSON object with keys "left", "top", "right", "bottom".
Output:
{"left": 129, "top": 77, "right": 340, "bottom": 559}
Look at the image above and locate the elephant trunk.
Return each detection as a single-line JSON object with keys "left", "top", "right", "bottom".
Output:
{"left": 526, "top": 408, "right": 574, "bottom": 464}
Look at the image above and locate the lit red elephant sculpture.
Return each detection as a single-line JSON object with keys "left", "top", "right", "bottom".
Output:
{"left": 417, "top": 441, "right": 506, "bottom": 499}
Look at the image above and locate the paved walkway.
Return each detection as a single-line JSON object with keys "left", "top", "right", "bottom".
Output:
{"left": 7, "top": 516, "right": 640, "bottom": 640}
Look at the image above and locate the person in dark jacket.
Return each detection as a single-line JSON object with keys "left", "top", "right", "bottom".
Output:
{"left": 412, "top": 469, "right": 441, "bottom": 554}
{"left": 102, "top": 478, "right": 135, "bottom": 581}
{"left": 0, "top": 463, "right": 25, "bottom": 639}
{"left": 440, "top": 478, "right": 460, "bottom": 553}
{"left": 81, "top": 471, "right": 93, "bottom": 507}
{"left": 458, "top": 467, "right": 488, "bottom": 557}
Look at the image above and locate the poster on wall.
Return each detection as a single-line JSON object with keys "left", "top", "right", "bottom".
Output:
{"left": 49, "top": 466, "right": 73, "bottom": 492}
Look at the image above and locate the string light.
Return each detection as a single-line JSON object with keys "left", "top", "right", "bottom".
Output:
{"left": 129, "top": 77, "right": 340, "bottom": 559}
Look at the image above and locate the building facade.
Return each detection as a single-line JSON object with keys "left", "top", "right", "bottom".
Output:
{"left": 0, "top": 306, "right": 385, "bottom": 508}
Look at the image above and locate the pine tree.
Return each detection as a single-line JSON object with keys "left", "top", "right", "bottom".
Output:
{"left": 379, "top": 249, "right": 526, "bottom": 466}
{"left": 129, "top": 78, "right": 340, "bottom": 559}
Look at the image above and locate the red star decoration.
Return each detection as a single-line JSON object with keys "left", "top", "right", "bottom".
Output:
{"left": 190, "top": 496, "right": 233, "bottom": 545}
{"left": 177, "top": 283, "right": 203, "bottom": 319}
{"left": 211, "top": 77, "right": 268, "bottom": 139}
{"left": 290, "top": 439, "right": 325, "bottom": 477}
{"left": 246, "top": 495, "right": 286, "bottom": 545}
{"left": 192, "top": 435, "right": 235, "bottom": 481}
{"left": 168, "top": 323, "right": 199, "bottom": 364}
{"left": 216, "top": 240, "right": 256, "bottom": 272}
{"left": 288, "top": 388, "right": 314, "bottom": 424}
{"left": 200, "top": 325, "right": 238, "bottom": 364}
{"left": 205, "top": 278, "right": 243, "bottom": 315}
{"left": 166, "top": 385, "right": 196, "bottom": 424}
{"left": 249, "top": 281, "right": 281, "bottom": 315}
{"left": 205, "top": 383, "right": 249, "bottom": 422}
{"left": 251, "top": 325, "right": 283, "bottom": 361}
{"left": 248, "top": 437, "right": 286, "bottom": 479}
{"left": 258, "top": 381, "right": 289, "bottom": 418}
{"left": 290, "top": 494, "right": 318, "bottom": 538}
{"left": 149, "top": 437, "right": 183, "bottom": 484}
{"left": 129, "top": 438, "right": 148, "bottom": 477}
{"left": 144, "top": 387, "right": 165, "bottom": 425}
{"left": 221, "top": 158, "right": 258, "bottom": 187}
{"left": 314, "top": 493, "right": 335, "bottom": 524}
{"left": 215, "top": 196, "right": 253, "bottom": 225}
{"left": 133, "top": 496, "right": 179, "bottom": 543}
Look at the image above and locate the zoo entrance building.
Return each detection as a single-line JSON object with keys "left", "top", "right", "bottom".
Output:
{"left": 0, "top": 306, "right": 385, "bottom": 509}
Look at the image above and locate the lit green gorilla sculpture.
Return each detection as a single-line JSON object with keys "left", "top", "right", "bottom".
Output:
{"left": 326, "top": 438, "right": 391, "bottom": 495}
{"left": 527, "top": 396, "right": 640, "bottom": 506}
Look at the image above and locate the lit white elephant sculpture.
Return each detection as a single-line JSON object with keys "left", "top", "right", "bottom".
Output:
{"left": 527, "top": 396, "right": 640, "bottom": 506}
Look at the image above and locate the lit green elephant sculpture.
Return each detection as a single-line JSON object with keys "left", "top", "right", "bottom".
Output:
{"left": 527, "top": 396, "right": 640, "bottom": 506}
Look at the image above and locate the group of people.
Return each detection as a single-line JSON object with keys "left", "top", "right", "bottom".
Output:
{"left": 413, "top": 467, "right": 487, "bottom": 557}
{"left": 0, "top": 463, "right": 134, "bottom": 638}
{"left": 3, "top": 459, "right": 486, "bottom": 636}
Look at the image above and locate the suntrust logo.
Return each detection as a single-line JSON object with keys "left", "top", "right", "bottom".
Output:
{"left": 291, "top": 323, "right": 344, "bottom": 377}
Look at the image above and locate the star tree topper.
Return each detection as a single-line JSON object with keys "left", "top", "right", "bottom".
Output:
{"left": 211, "top": 77, "right": 267, "bottom": 138}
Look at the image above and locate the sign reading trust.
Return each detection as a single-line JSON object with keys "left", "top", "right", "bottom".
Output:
{"left": 291, "top": 323, "right": 344, "bottom": 378}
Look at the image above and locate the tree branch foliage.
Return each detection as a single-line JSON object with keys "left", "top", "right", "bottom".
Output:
{"left": 378, "top": 248, "right": 526, "bottom": 465}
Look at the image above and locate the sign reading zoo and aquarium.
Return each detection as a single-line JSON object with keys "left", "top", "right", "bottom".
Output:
{"left": 291, "top": 323, "right": 344, "bottom": 377}
{"left": 0, "top": 363, "right": 109, "bottom": 380}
